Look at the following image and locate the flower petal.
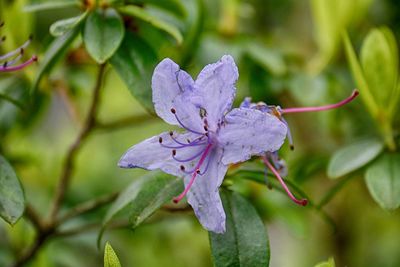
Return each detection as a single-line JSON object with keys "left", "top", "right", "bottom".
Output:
{"left": 219, "top": 108, "right": 287, "bottom": 165}
{"left": 118, "top": 131, "right": 207, "bottom": 177}
{"left": 193, "top": 55, "right": 238, "bottom": 129}
{"left": 186, "top": 148, "right": 228, "bottom": 233}
{"left": 152, "top": 58, "right": 203, "bottom": 132}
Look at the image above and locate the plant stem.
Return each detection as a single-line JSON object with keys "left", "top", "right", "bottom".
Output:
{"left": 49, "top": 63, "right": 106, "bottom": 222}
{"left": 55, "top": 192, "right": 119, "bottom": 225}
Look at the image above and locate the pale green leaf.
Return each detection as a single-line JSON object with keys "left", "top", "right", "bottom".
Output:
{"left": 50, "top": 12, "right": 88, "bottom": 37}
{"left": 365, "top": 153, "right": 400, "bottom": 210}
{"left": 342, "top": 31, "right": 379, "bottom": 118}
{"left": 24, "top": 0, "right": 79, "bottom": 12}
{"left": 104, "top": 242, "right": 121, "bottom": 267}
{"left": 328, "top": 138, "right": 384, "bottom": 179}
{"left": 315, "top": 257, "right": 336, "bottom": 267}
{"left": 361, "top": 27, "right": 398, "bottom": 107}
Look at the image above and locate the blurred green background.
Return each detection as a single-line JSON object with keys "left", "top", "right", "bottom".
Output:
{"left": 1, "top": 0, "right": 400, "bottom": 266}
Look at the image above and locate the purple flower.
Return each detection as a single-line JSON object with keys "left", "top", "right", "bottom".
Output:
{"left": 241, "top": 90, "right": 359, "bottom": 206}
{"left": 0, "top": 22, "right": 37, "bottom": 72}
{"left": 118, "top": 55, "right": 288, "bottom": 233}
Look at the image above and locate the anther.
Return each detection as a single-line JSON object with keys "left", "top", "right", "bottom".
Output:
{"left": 204, "top": 125, "right": 208, "bottom": 132}
{"left": 180, "top": 165, "right": 185, "bottom": 171}
{"left": 169, "top": 131, "right": 173, "bottom": 136}
{"left": 20, "top": 48, "right": 24, "bottom": 55}
{"left": 290, "top": 145, "right": 294, "bottom": 150}
{"left": 196, "top": 169, "right": 201, "bottom": 174}
{"left": 0, "top": 21, "right": 4, "bottom": 27}
{"left": 3, "top": 61, "right": 7, "bottom": 67}
{"left": 170, "top": 108, "right": 176, "bottom": 114}
{"left": 1, "top": 36, "right": 5, "bottom": 42}
{"left": 159, "top": 137, "right": 163, "bottom": 143}
{"left": 172, "top": 150, "right": 176, "bottom": 156}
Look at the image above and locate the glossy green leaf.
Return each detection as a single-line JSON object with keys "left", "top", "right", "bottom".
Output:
{"left": 32, "top": 25, "right": 80, "bottom": 93}
{"left": 99, "top": 172, "right": 182, "bottom": 247}
{"left": 365, "top": 153, "right": 400, "bottom": 210}
{"left": 126, "top": 0, "right": 186, "bottom": 18}
{"left": 110, "top": 32, "right": 158, "bottom": 111}
{"left": 328, "top": 138, "right": 384, "bottom": 179}
{"left": 24, "top": 0, "right": 79, "bottom": 12}
{"left": 83, "top": 8, "right": 125, "bottom": 64}
{"left": 361, "top": 27, "right": 398, "bottom": 107}
{"left": 0, "top": 155, "right": 25, "bottom": 225}
{"left": 118, "top": 5, "right": 183, "bottom": 44}
{"left": 209, "top": 190, "right": 269, "bottom": 267}
{"left": 315, "top": 257, "right": 336, "bottom": 267}
{"left": 104, "top": 242, "right": 121, "bottom": 267}
{"left": 343, "top": 31, "right": 379, "bottom": 118}
{"left": 50, "top": 12, "right": 88, "bottom": 37}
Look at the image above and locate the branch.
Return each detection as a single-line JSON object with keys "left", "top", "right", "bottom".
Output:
{"left": 56, "top": 192, "right": 119, "bottom": 225}
{"left": 49, "top": 64, "right": 107, "bottom": 221}
{"left": 95, "top": 114, "right": 156, "bottom": 131}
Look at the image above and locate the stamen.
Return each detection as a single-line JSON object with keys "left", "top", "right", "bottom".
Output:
{"left": 173, "top": 144, "right": 213, "bottom": 203}
{"left": 159, "top": 137, "right": 163, "bottom": 143}
{"left": 169, "top": 132, "right": 205, "bottom": 146}
{"left": 0, "top": 21, "right": 4, "bottom": 27}
{"left": 3, "top": 53, "right": 22, "bottom": 67}
{"left": 262, "top": 156, "right": 308, "bottom": 206}
{"left": 0, "top": 55, "right": 37, "bottom": 72}
{"left": 280, "top": 117, "right": 294, "bottom": 150}
{"left": 170, "top": 108, "right": 205, "bottom": 135}
{"left": 172, "top": 147, "right": 206, "bottom": 162}
{"left": 0, "top": 38, "right": 32, "bottom": 61}
{"left": 280, "top": 90, "right": 359, "bottom": 114}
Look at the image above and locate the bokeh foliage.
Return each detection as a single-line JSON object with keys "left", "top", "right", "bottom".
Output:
{"left": 1, "top": 0, "right": 400, "bottom": 266}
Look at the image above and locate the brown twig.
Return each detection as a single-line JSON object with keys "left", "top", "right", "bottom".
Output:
{"left": 49, "top": 63, "right": 106, "bottom": 221}
{"left": 55, "top": 192, "right": 119, "bottom": 225}
{"left": 95, "top": 113, "right": 156, "bottom": 131}
{"left": 11, "top": 64, "right": 107, "bottom": 267}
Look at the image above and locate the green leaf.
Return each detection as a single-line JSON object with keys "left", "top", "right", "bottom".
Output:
{"left": 32, "top": 25, "right": 80, "bottom": 93}
{"left": 110, "top": 32, "right": 158, "bottom": 111}
{"left": 342, "top": 31, "right": 379, "bottom": 118}
{"left": 327, "top": 138, "right": 384, "bottom": 179}
{"left": 83, "top": 8, "right": 125, "bottom": 64}
{"left": 50, "top": 12, "right": 88, "bottom": 37}
{"left": 0, "top": 155, "right": 25, "bottom": 225}
{"left": 99, "top": 172, "right": 182, "bottom": 246}
{"left": 245, "top": 42, "right": 286, "bottom": 76}
{"left": 314, "top": 257, "right": 336, "bottom": 267}
{"left": 361, "top": 27, "right": 398, "bottom": 107}
{"left": 126, "top": 0, "right": 186, "bottom": 18}
{"left": 104, "top": 242, "right": 121, "bottom": 267}
{"left": 24, "top": 0, "right": 80, "bottom": 12}
{"left": 209, "top": 190, "right": 269, "bottom": 267}
{"left": 118, "top": 5, "right": 183, "bottom": 44}
{"left": 365, "top": 153, "right": 400, "bottom": 210}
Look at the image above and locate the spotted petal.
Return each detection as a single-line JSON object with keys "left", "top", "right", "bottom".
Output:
{"left": 185, "top": 147, "right": 228, "bottom": 233}
{"left": 193, "top": 55, "right": 238, "bottom": 130}
{"left": 152, "top": 58, "right": 203, "bottom": 132}
{"left": 118, "top": 131, "right": 207, "bottom": 177}
{"left": 219, "top": 108, "right": 287, "bottom": 165}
